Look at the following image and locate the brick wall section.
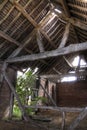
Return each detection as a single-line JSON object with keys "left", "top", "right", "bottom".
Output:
{"left": 38, "top": 78, "right": 57, "bottom": 105}
{"left": 0, "top": 66, "right": 17, "bottom": 119}
{"left": 56, "top": 81, "right": 87, "bottom": 107}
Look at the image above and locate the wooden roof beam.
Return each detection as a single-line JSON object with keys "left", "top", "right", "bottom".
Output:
{"left": 54, "top": 9, "right": 87, "bottom": 31}
{"left": 0, "top": 0, "right": 8, "bottom": 10}
{"left": 53, "top": 67, "right": 62, "bottom": 75}
{"left": 8, "top": 30, "right": 35, "bottom": 58}
{"left": 63, "top": 56, "right": 73, "bottom": 68}
{"left": 60, "top": 0, "right": 79, "bottom": 42}
{"left": 68, "top": 3, "right": 87, "bottom": 12}
{"left": 58, "top": 23, "right": 70, "bottom": 48}
{"left": 10, "top": 0, "right": 56, "bottom": 49}
{"left": 71, "top": 10, "right": 87, "bottom": 20}
{"left": 0, "top": 30, "right": 20, "bottom": 46}
{"left": 40, "top": 71, "right": 87, "bottom": 79}
{"left": 36, "top": 29, "right": 44, "bottom": 53}
{"left": 52, "top": 1, "right": 87, "bottom": 31}
{"left": 60, "top": 0, "right": 71, "bottom": 17}
{"left": 0, "top": 30, "right": 32, "bottom": 55}
{"left": 6, "top": 41, "right": 87, "bottom": 63}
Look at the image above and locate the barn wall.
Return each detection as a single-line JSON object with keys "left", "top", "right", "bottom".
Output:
{"left": 56, "top": 81, "right": 87, "bottom": 107}
{"left": 0, "top": 66, "right": 17, "bottom": 119}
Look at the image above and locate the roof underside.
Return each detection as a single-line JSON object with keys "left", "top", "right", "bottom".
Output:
{"left": 0, "top": 0, "right": 87, "bottom": 82}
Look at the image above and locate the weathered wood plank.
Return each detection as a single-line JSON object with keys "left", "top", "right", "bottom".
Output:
{"left": 40, "top": 71, "right": 87, "bottom": 79}
{"left": 61, "top": 112, "right": 66, "bottom": 130}
{"left": 59, "top": 23, "right": 70, "bottom": 48}
{"left": 63, "top": 56, "right": 73, "bottom": 68}
{"left": 6, "top": 42, "right": 87, "bottom": 63}
{"left": 54, "top": 8, "right": 87, "bottom": 31}
{"left": 11, "top": 1, "right": 56, "bottom": 48}
{"left": 24, "top": 106, "right": 84, "bottom": 112}
{"left": 68, "top": 3, "right": 87, "bottom": 12}
{"left": 36, "top": 29, "right": 44, "bottom": 52}
{"left": 61, "top": 0, "right": 70, "bottom": 17}
{"left": 0, "top": 0, "right": 8, "bottom": 10}
{"left": 68, "top": 107, "right": 87, "bottom": 130}
{"left": 0, "top": 30, "right": 32, "bottom": 55}
{"left": 71, "top": 10, "right": 87, "bottom": 20}
{"left": 8, "top": 30, "right": 35, "bottom": 58}
{"left": 0, "top": 30, "right": 19, "bottom": 46}
{"left": 3, "top": 70, "right": 30, "bottom": 121}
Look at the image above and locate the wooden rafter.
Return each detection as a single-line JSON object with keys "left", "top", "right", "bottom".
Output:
{"left": 0, "top": 46, "right": 11, "bottom": 58}
{"left": 53, "top": 8, "right": 87, "bottom": 31}
{"left": 0, "top": 30, "right": 19, "bottom": 46}
{"left": 36, "top": 29, "right": 44, "bottom": 53}
{"left": 0, "top": 30, "right": 32, "bottom": 54}
{"left": 8, "top": 30, "right": 35, "bottom": 58}
{"left": 61, "top": 0, "right": 70, "bottom": 17}
{"left": 25, "top": 105, "right": 84, "bottom": 112}
{"left": 68, "top": 3, "right": 87, "bottom": 12}
{"left": 58, "top": 0, "right": 80, "bottom": 71}
{"left": 0, "top": 0, "right": 8, "bottom": 10}
{"left": 63, "top": 56, "right": 73, "bottom": 68}
{"left": 53, "top": 68, "right": 62, "bottom": 75}
{"left": 10, "top": 0, "right": 56, "bottom": 48}
{"left": 0, "top": 6, "right": 14, "bottom": 25}
{"left": 58, "top": 23, "right": 70, "bottom": 48}
{"left": 60, "top": 0, "right": 79, "bottom": 42}
{"left": 6, "top": 42, "right": 87, "bottom": 63}
{"left": 71, "top": 10, "right": 87, "bottom": 20}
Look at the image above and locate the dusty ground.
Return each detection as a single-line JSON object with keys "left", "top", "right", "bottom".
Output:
{"left": 0, "top": 110, "right": 87, "bottom": 130}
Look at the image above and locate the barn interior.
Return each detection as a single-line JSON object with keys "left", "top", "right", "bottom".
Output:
{"left": 0, "top": 0, "right": 87, "bottom": 130}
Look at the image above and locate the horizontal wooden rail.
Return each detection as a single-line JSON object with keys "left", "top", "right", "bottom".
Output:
{"left": 24, "top": 105, "right": 84, "bottom": 112}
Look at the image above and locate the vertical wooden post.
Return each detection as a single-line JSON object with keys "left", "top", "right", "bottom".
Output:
{"left": 61, "top": 111, "right": 66, "bottom": 130}
{"left": 9, "top": 92, "right": 14, "bottom": 119}
{"left": 3, "top": 71, "right": 30, "bottom": 121}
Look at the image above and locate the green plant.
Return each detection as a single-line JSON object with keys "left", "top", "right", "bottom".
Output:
{"left": 13, "top": 69, "right": 47, "bottom": 118}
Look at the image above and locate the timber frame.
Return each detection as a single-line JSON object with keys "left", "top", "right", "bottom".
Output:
{"left": 0, "top": 0, "right": 87, "bottom": 130}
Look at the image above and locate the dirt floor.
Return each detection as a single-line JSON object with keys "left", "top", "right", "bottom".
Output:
{"left": 0, "top": 110, "right": 87, "bottom": 130}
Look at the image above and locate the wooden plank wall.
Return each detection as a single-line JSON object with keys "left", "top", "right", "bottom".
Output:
{"left": 56, "top": 81, "right": 87, "bottom": 107}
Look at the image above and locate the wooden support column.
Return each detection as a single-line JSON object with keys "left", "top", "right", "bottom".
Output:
{"left": 9, "top": 92, "right": 14, "bottom": 119}
{"left": 61, "top": 111, "right": 66, "bottom": 130}
{"left": 68, "top": 107, "right": 87, "bottom": 130}
{"left": 3, "top": 69, "right": 30, "bottom": 121}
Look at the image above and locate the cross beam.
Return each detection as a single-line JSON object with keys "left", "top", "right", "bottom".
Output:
{"left": 40, "top": 71, "right": 87, "bottom": 79}
{"left": 6, "top": 42, "right": 87, "bottom": 63}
